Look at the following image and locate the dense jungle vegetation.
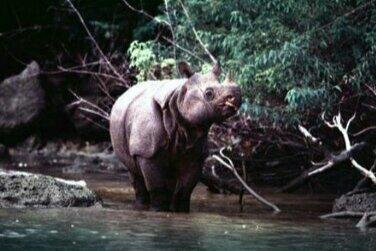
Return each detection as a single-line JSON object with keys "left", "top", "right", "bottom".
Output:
{"left": 0, "top": 0, "right": 375, "bottom": 193}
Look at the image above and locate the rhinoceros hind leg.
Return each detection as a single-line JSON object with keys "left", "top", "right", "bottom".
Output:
{"left": 130, "top": 173, "right": 150, "bottom": 210}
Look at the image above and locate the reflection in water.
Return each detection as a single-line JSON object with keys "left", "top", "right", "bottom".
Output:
{"left": 0, "top": 208, "right": 376, "bottom": 250}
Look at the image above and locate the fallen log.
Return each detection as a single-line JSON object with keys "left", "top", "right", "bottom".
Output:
{"left": 279, "top": 142, "right": 367, "bottom": 192}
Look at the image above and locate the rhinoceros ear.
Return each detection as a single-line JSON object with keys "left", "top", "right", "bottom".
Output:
{"left": 212, "top": 62, "right": 221, "bottom": 77}
{"left": 178, "top": 61, "right": 194, "bottom": 78}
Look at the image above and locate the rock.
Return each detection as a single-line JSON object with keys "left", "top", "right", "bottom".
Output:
{"left": 333, "top": 192, "right": 376, "bottom": 213}
{"left": 0, "top": 61, "right": 45, "bottom": 143}
{"left": 0, "top": 169, "right": 102, "bottom": 208}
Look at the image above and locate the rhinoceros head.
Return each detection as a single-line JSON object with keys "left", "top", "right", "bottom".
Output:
{"left": 177, "top": 62, "right": 242, "bottom": 126}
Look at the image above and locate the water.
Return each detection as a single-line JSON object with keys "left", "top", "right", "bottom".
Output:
{"left": 1, "top": 208, "right": 375, "bottom": 250}
{"left": 1, "top": 166, "right": 376, "bottom": 250}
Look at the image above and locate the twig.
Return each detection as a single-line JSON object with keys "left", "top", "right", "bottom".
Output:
{"left": 365, "top": 84, "right": 376, "bottom": 96}
{"left": 78, "top": 107, "right": 109, "bottom": 121}
{"left": 57, "top": 66, "right": 127, "bottom": 85}
{"left": 320, "top": 211, "right": 375, "bottom": 219}
{"left": 121, "top": 0, "right": 164, "bottom": 23}
{"left": 239, "top": 159, "right": 247, "bottom": 212}
{"left": 68, "top": 90, "right": 110, "bottom": 120}
{"left": 65, "top": 0, "right": 124, "bottom": 81}
{"left": 213, "top": 147, "right": 281, "bottom": 213}
{"left": 352, "top": 126, "right": 376, "bottom": 137}
{"left": 79, "top": 113, "right": 109, "bottom": 131}
{"left": 164, "top": 0, "right": 176, "bottom": 63}
{"left": 162, "top": 37, "right": 207, "bottom": 63}
{"left": 298, "top": 125, "right": 320, "bottom": 144}
{"left": 178, "top": 0, "right": 217, "bottom": 64}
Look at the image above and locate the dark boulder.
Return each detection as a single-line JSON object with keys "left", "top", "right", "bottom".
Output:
{"left": 0, "top": 61, "right": 45, "bottom": 143}
{"left": 0, "top": 169, "right": 102, "bottom": 208}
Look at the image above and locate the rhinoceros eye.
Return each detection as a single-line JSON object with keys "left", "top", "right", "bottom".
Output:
{"left": 204, "top": 88, "right": 215, "bottom": 101}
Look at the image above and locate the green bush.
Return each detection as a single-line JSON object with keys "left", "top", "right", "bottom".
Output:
{"left": 128, "top": 0, "right": 376, "bottom": 128}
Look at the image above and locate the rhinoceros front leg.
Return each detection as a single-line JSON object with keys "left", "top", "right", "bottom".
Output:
{"left": 136, "top": 157, "right": 174, "bottom": 212}
{"left": 172, "top": 161, "right": 203, "bottom": 212}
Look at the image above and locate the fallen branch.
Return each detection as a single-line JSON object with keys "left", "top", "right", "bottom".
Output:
{"left": 320, "top": 211, "right": 376, "bottom": 228}
{"left": 298, "top": 125, "right": 320, "bottom": 144}
{"left": 323, "top": 113, "right": 376, "bottom": 184}
{"left": 348, "top": 159, "right": 376, "bottom": 195}
{"left": 320, "top": 211, "right": 371, "bottom": 219}
{"left": 279, "top": 142, "right": 366, "bottom": 192}
{"left": 213, "top": 147, "right": 281, "bottom": 213}
{"left": 357, "top": 214, "right": 376, "bottom": 228}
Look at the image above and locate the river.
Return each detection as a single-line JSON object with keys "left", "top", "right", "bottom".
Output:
{"left": 0, "top": 166, "right": 375, "bottom": 250}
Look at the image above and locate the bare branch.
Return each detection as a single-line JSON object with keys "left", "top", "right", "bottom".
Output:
{"left": 68, "top": 90, "right": 110, "bottom": 120}
{"left": 57, "top": 66, "right": 127, "bottom": 85}
{"left": 65, "top": 0, "right": 124, "bottom": 81}
{"left": 323, "top": 112, "right": 376, "bottom": 184}
{"left": 352, "top": 126, "right": 376, "bottom": 137}
{"left": 213, "top": 147, "right": 281, "bottom": 213}
{"left": 121, "top": 0, "right": 167, "bottom": 24}
{"left": 279, "top": 142, "right": 367, "bottom": 192}
{"left": 78, "top": 107, "right": 109, "bottom": 121}
{"left": 320, "top": 211, "right": 376, "bottom": 219}
{"left": 162, "top": 37, "right": 208, "bottom": 63}
{"left": 178, "top": 0, "right": 217, "bottom": 64}
{"left": 164, "top": 0, "right": 176, "bottom": 63}
{"left": 298, "top": 125, "right": 320, "bottom": 144}
{"left": 365, "top": 84, "right": 376, "bottom": 96}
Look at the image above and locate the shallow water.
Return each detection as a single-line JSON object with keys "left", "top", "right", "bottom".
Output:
{"left": 1, "top": 207, "right": 376, "bottom": 250}
{"left": 1, "top": 166, "right": 376, "bottom": 250}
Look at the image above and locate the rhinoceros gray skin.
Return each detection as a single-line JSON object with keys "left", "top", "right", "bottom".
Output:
{"left": 110, "top": 62, "right": 242, "bottom": 212}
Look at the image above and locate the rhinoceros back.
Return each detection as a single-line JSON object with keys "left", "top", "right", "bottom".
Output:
{"left": 110, "top": 79, "right": 185, "bottom": 170}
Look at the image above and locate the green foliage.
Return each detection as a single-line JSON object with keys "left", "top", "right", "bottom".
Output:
{"left": 128, "top": 41, "right": 157, "bottom": 81}
{"left": 129, "top": 0, "right": 376, "bottom": 127}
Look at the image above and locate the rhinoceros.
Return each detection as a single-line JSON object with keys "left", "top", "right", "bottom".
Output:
{"left": 110, "top": 62, "right": 242, "bottom": 212}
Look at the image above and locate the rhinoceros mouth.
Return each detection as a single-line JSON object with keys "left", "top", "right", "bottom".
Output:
{"left": 217, "top": 98, "right": 239, "bottom": 118}
{"left": 221, "top": 96, "right": 239, "bottom": 110}
{"left": 225, "top": 100, "right": 237, "bottom": 109}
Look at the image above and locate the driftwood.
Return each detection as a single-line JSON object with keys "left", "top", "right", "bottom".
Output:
{"left": 280, "top": 142, "right": 366, "bottom": 192}
{"left": 323, "top": 113, "right": 376, "bottom": 184}
{"left": 320, "top": 211, "right": 376, "bottom": 228}
{"left": 281, "top": 112, "right": 376, "bottom": 192}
